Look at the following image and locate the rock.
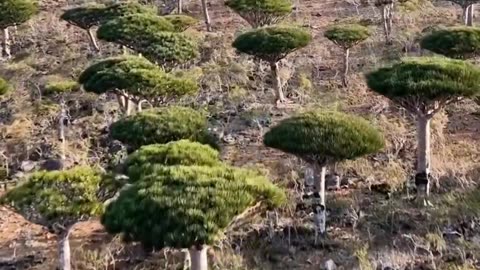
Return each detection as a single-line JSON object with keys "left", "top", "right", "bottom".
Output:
{"left": 20, "top": 161, "right": 37, "bottom": 172}
{"left": 40, "top": 159, "right": 63, "bottom": 171}
{"left": 326, "top": 174, "right": 340, "bottom": 190}
{"left": 323, "top": 259, "right": 337, "bottom": 270}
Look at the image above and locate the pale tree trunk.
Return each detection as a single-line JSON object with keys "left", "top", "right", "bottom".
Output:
{"left": 313, "top": 163, "right": 327, "bottom": 242}
{"left": 2, "top": 28, "right": 11, "bottom": 59}
{"left": 463, "top": 5, "right": 470, "bottom": 25}
{"left": 342, "top": 48, "right": 350, "bottom": 87}
{"left": 270, "top": 61, "right": 286, "bottom": 104}
{"left": 115, "top": 93, "right": 133, "bottom": 116}
{"left": 382, "top": 4, "right": 393, "bottom": 44}
{"left": 178, "top": 0, "right": 183, "bottom": 13}
{"left": 189, "top": 245, "right": 208, "bottom": 270}
{"left": 59, "top": 96, "right": 68, "bottom": 167}
{"left": 87, "top": 28, "right": 100, "bottom": 52}
{"left": 201, "top": 0, "right": 212, "bottom": 32}
{"left": 415, "top": 115, "right": 432, "bottom": 206}
{"left": 467, "top": 4, "right": 474, "bottom": 26}
{"left": 58, "top": 227, "right": 73, "bottom": 270}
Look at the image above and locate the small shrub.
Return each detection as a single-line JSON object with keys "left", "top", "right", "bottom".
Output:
{"left": 0, "top": 77, "right": 11, "bottom": 95}
{"left": 163, "top": 15, "right": 197, "bottom": 31}
{"left": 44, "top": 79, "right": 80, "bottom": 95}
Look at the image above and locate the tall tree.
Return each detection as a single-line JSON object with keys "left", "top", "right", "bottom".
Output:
{"left": 232, "top": 27, "right": 311, "bottom": 105}
{"left": 102, "top": 164, "right": 285, "bottom": 270}
{"left": 96, "top": 12, "right": 198, "bottom": 67}
{"left": 324, "top": 23, "right": 371, "bottom": 87}
{"left": 109, "top": 106, "right": 218, "bottom": 151}
{"left": 0, "top": 0, "right": 37, "bottom": 59}
{"left": 1, "top": 167, "right": 104, "bottom": 270}
{"left": 263, "top": 110, "right": 383, "bottom": 239}
{"left": 420, "top": 26, "right": 480, "bottom": 59}
{"left": 78, "top": 56, "right": 197, "bottom": 115}
{"left": 446, "top": 0, "right": 480, "bottom": 25}
{"left": 225, "top": 0, "right": 292, "bottom": 27}
{"left": 366, "top": 57, "right": 480, "bottom": 205}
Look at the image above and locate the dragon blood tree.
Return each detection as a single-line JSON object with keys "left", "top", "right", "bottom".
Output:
{"left": 225, "top": 0, "right": 293, "bottom": 27}
{"left": 446, "top": 0, "right": 480, "bottom": 26}
{"left": 78, "top": 56, "right": 197, "bottom": 115}
{"left": 264, "top": 110, "right": 384, "bottom": 237}
{"left": 61, "top": 2, "right": 155, "bottom": 52}
{"left": 420, "top": 26, "right": 480, "bottom": 59}
{"left": 96, "top": 12, "right": 198, "bottom": 68}
{"left": 102, "top": 164, "right": 286, "bottom": 270}
{"left": 324, "top": 23, "right": 370, "bottom": 87}
{"left": 109, "top": 106, "right": 218, "bottom": 151}
{"left": 0, "top": 0, "right": 37, "bottom": 59}
{"left": 233, "top": 26, "right": 311, "bottom": 104}
{"left": 366, "top": 57, "right": 480, "bottom": 206}
{"left": 1, "top": 167, "right": 104, "bottom": 270}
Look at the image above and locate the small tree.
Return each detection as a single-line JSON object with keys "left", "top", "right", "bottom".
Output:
{"left": 0, "top": 0, "right": 37, "bottom": 59}
{"left": 1, "top": 167, "right": 104, "bottom": 270}
{"left": 375, "top": 0, "right": 395, "bottom": 44}
{"left": 366, "top": 57, "right": 480, "bottom": 205}
{"left": 324, "top": 23, "right": 371, "bottom": 86}
{"left": 123, "top": 140, "right": 222, "bottom": 180}
{"left": 420, "top": 26, "right": 480, "bottom": 59}
{"left": 61, "top": 2, "right": 156, "bottom": 52}
{"left": 110, "top": 106, "right": 218, "bottom": 150}
{"left": 78, "top": 56, "right": 197, "bottom": 115}
{"left": 102, "top": 165, "right": 286, "bottom": 270}
{"left": 225, "top": 0, "right": 292, "bottom": 27}
{"left": 232, "top": 27, "right": 311, "bottom": 104}
{"left": 97, "top": 13, "right": 198, "bottom": 67}
{"left": 0, "top": 77, "right": 11, "bottom": 95}
{"left": 264, "top": 110, "right": 384, "bottom": 237}
{"left": 446, "top": 0, "right": 480, "bottom": 25}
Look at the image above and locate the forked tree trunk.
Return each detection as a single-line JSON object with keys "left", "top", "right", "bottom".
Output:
{"left": 415, "top": 115, "right": 432, "bottom": 206}
{"left": 178, "top": 0, "right": 183, "bottom": 13}
{"left": 87, "top": 28, "right": 100, "bottom": 52}
{"left": 342, "top": 48, "right": 350, "bottom": 87}
{"left": 115, "top": 93, "right": 133, "bottom": 116}
{"left": 270, "top": 61, "right": 286, "bottom": 103}
{"left": 381, "top": 4, "right": 393, "bottom": 44}
{"left": 201, "top": 0, "right": 212, "bottom": 32}
{"left": 313, "top": 163, "right": 327, "bottom": 240}
{"left": 189, "top": 246, "right": 208, "bottom": 270}
{"left": 58, "top": 227, "right": 73, "bottom": 270}
{"left": 2, "top": 28, "right": 11, "bottom": 59}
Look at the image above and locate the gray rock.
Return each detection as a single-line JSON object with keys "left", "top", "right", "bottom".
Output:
{"left": 40, "top": 159, "right": 64, "bottom": 171}
{"left": 20, "top": 161, "right": 37, "bottom": 172}
{"left": 326, "top": 174, "right": 340, "bottom": 190}
{"left": 323, "top": 259, "right": 337, "bottom": 270}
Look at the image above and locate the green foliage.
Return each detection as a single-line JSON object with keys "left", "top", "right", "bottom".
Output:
{"left": 232, "top": 27, "right": 312, "bottom": 62}
{"left": 0, "top": 0, "right": 38, "bottom": 29}
{"left": 163, "top": 15, "right": 197, "bottom": 31}
{"left": 124, "top": 140, "right": 222, "bottom": 181}
{"left": 1, "top": 167, "right": 103, "bottom": 226}
{"left": 97, "top": 13, "right": 198, "bottom": 66}
{"left": 110, "top": 106, "right": 216, "bottom": 150}
{"left": 263, "top": 110, "right": 384, "bottom": 163}
{"left": 324, "top": 24, "right": 371, "bottom": 49}
{"left": 101, "top": 165, "right": 286, "bottom": 249}
{"left": 44, "top": 79, "right": 80, "bottom": 95}
{"left": 420, "top": 26, "right": 480, "bottom": 59}
{"left": 61, "top": 2, "right": 155, "bottom": 30}
{"left": 225, "top": 0, "right": 292, "bottom": 27}
{"left": 78, "top": 56, "right": 197, "bottom": 99}
{"left": 366, "top": 57, "right": 480, "bottom": 101}
{"left": 0, "top": 77, "right": 11, "bottom": 96}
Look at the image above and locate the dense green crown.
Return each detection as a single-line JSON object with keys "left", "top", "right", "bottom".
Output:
{"left": 110, "top": 106, "right": 216, "bottom": 150}
{"left": 324, "top": 24, "right": 371, "bottom": 49}
{"left": 1, "top": 167, "right": 103, "bottom": 226}
{"left": 420, "top": 26, "right": 480, "bottom": 59}
{"left": 366, "top": 57, "right": 480, "bottom": 101}
{"left": 0, "top": 78, "right": 11, "bottom": 96}
{"left": 264, "top": 110, "right": 384, "bottom": 163}
{"left": 163, "top": 15, "right": 197, "bottom": 31}
{"left": 124, "top": 140, "right": 222, "bottom": 181}
{"left": 44, "top": 79, "right": 80, "bottom": 95}
{"left": 0, "top": 0, "right": 38, "bottom": 29}
{"left": 225, "top": 0, "right": 292, "bottom": 27}
{"left": 78, "top": 56, "right": 197, "bottom": 99}
{"left": 233, "top": 27, "right": 312, "bottom": 62}
{"left": 101, "top": 165, "right": 286, "bottom": 249}
{"left": 97, "top": 13, "right": 198, "bottom": 66}
{"left": 61, "top": 3, "right": 155, "bottom": 30}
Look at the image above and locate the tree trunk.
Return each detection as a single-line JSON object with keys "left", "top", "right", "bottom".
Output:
{"left": 415, "top": 115, "right": 432, "bottom": 206}
{"left": 382, "top": 6, "right": 389, "bottom": 44}
{"left": 87, "top": 28, "right": 100, "bottom": 52}
{"left": 189, "top": 246, "right": 208, "bottom": 270}
{"left": 178, "top": 0, "right": 183, "bottom": 13}
{"left": 270, "top": 61, "right": 286, "bottom": 104}
{"left": 201, "top": 0, "right": 212, "bottom": 32}
{"left": 59, "top": 96, "right": 67, "bottom": 167}
{"left": 463, "top": 6, "right": 469, "bottom": 25}
{"left": 58, "top": 227, "right": 73, "bottom": 270}
{"left": 468, "top": 4, "right": 474, "bottom": 26}
{"left": 313, "top": 163, "right": 327, "bottom": 239}
{"left": 2, "top": 28, "right": 11, "bottom": 59}
{"left": 126, "top": 99, "right": 133, "bottom": 116}
{"left": 342, "top": 48, "right": 350, "bottom": 87}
